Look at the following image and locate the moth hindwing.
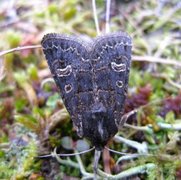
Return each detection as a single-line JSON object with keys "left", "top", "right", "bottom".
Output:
{"left": 41, "top": 32, "right": 132, "bottom": 150}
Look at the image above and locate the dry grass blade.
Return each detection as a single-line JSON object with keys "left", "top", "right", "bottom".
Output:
{"left": 0, "top": 45, "right": 41, "bottom": 57}
{"left": 132, "top": 55, "right": 181, "bottom": 67}
{"left": 92, "top": 0, "right": 100, "bottom": 35}
{"left": 0, "top": 57, "right": 6, "bottom": 81}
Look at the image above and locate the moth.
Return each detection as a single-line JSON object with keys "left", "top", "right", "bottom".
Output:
{"left": 41, "top": 32, "right": 132, "bottom": 151}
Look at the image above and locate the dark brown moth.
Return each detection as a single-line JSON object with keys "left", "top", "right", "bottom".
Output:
{"left": 41, "top": 32, "right": 132, "bottom": 150}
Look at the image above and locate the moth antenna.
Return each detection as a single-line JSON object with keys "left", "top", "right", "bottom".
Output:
{"left": 37, "top": 147, "right": 95, "bottom": 158}
{"left": 93, "top": 150, "right": 101, "bottom": 179}
{"left": 105, "top": 147, "right": 155, "bottom": 157}
{"left": 105, "top": 147, "right": 128, "bottom": 155}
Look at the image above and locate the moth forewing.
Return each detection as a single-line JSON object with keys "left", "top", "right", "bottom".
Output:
{"left": 41, "top": 32, "right": 132, "bottom": 174}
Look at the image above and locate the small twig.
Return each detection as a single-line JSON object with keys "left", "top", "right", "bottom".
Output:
{"left": 152, "top": 73, "right": 181, "bottom": 89}
{"left": 52, "top": 149, "right": 80, "bottom": 169}
{"left": 124, "top": 123, "right": 154, "bottom": 134}
{"left": 0, "top": 143, "right": 10, "bottom": 149}
{"left": 75, "top": 150, "right": 94, "bottom": 178}
{"left": 164, "top": 77, "right": 181, "bottom": 89}
{"left": 98, "top": 163, "right": 156, "bottom": 179}
{"left": 114, "top": 135, "right": 148, "bottom": 154}
{"left": 0, "top": 45, "right": 41, "bottom": 57}
{"left": 119, "top": 109, "right": 137, "bottom": 128}
{"left": 154, "top": 36, "right": 171, "bottom": 58}
{"left": 116, "top": 154, "right": 143, "bottom": 165}
{"left": 132, "top": 55, "right": 181, "bottom": 67}
{"left": 105, "top": 0, "right": 111, "bottom": 33}
{"left": 92, "top": 0, "right": 100, "bottom": 35}
{"left": 157, "top": 122, "right": 181, "bottom": 131}
{"left": 39, "top": 147, "right": 95, "bottom": 178}
{"left": 0, "top": 18, "right": 20, "bottom": 28}
{"left": 103, "top": 147, "right": 111, "bottom": 174}
{"left": 38, "top": 147, "right": 95, "bottom": 158}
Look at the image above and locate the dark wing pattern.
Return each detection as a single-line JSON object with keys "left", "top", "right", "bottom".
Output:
{"left": 81, "top": 32, "right": 132, "bottom": 149}
{"left": 41, "top": 32, "right": 132, "bottom": 150}
{"left": 41, "top": 34, "right": 94, "bottom": 137}
{"left": 92, "top": 32, "right": 132, "bottom": 127}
